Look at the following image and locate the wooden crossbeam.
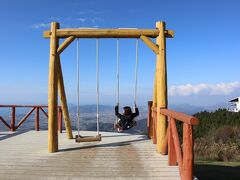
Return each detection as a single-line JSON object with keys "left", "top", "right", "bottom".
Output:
{"left": 140, "top": 35, "right": 159, "bottom": 54}
{"left": 166, "top": 30, "right": 174, "bottom": 38}
{"left": 57, "top": 36, "right": 75, "bottom": 54}
{"left": 44, "top": 28, "right": 174, "bottom": 39}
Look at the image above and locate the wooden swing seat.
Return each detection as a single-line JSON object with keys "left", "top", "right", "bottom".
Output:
{"left": 75, "top": 134, "right": 102, "bottom": 143}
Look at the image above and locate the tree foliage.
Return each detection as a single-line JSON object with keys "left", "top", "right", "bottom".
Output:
{"left": 193, "top": 108, "right": 240, "bottom": 138}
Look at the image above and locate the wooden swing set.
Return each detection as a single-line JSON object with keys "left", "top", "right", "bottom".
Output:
{"left": 43, "top": 21, "right": 174, "bottom": 153}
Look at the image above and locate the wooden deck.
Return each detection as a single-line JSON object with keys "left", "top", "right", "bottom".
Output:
{"left": 0, "top": 130, "right": 180, "bottom": 180}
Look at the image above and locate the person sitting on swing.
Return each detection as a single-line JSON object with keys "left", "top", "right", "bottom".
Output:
{"left": 114, "top": 104, "right": 139, "bottom": 132}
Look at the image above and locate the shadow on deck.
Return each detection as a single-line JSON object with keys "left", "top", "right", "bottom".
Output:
{"left": 0, "top": 130, "right": 29, "bottom": 141}
{"left": 59, "top": 135, "right": 148, "bottom": 152}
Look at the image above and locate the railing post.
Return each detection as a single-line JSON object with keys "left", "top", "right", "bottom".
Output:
{"left": 11, "top": 106, "right": 16, "bottom": 131}
{"left": 152, "top": 110, "right": 157, "bottom": 144}
{"left": 35, "top": 107, "right": 40, "bottom": 131}
{"left": 147, "top": 101, "right": 153, "bottom": 139}
{"left": 171, "top": 117, "right": 183, "bottom": 179}
{"left": 168, "top": 118, "right": 177, "bottom": 165}
{"left": 183, "top": 123, "right": 193, "bottom": 180}
{"left": 162, "top": 123, "right": 169, "bottom": 155}
{"left": 58, "top": 107, "right": 63, "bottom": 133}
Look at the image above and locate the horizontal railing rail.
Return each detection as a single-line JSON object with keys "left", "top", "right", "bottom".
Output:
{"left": 160, "top": 108, "right": 199, "bottom": 125}
{"left": 0, "top": 105, "right": 62, "bottom": 132}
{"left": 147, "top": 101, "right": 199, "bottom": 180}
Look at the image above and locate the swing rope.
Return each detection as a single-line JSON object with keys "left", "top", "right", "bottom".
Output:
{"left": 116, "top": 39, "right": 139, "bottom": 111}
{"left": 77, "top": 38, "right": 80, "bottom": 137}
{"left": 96, "top": 39, "right": 100, "bottom": 135}
{"left": 134, "top": 39, "right": 139, "bottom": 112}
{"left": 116, "top": 39, "right": 120, "bottom": 106}
{"left": 77, "top": 38, "right": 100, "bottom": 136}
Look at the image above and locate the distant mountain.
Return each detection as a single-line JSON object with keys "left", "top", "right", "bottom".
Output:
{"left": 0, "top": 103, "right": 228, "bottom": 133}
{"left": 69, "top": 104, "right": 113, "bottom": 113}
{"left": 169, "top": 104, "right": 205, "bottom": 115}
{"left": 204, "top": 102, "right": 227, "bottom": 111}
{"left": 169, "top": 102, "right": 227, "bottom": 115}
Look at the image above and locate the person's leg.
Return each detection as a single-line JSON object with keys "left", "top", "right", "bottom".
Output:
{"left": 115, "top": 119, "right": 124, "bottom": 132}
{"left": 118, "top": 119, "right": 124, "bottom": 127}
{"left": 123, "top": 121, "right": 134, "bottom": 130}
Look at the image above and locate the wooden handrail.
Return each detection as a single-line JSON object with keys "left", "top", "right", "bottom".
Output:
{"left": 153, "top": 107, "right": 199, "bottom": 125}
{"left": 0, "top": 105, "right": 63, "bottom": 132}
{"left": 0, "top": 105, "right": 57, "bottom": 108}
{"left": 15, "top": 107, "right": 36, "bottom": 130}
{"left": 149, "top": 102, "right": 199, "bottom": 180}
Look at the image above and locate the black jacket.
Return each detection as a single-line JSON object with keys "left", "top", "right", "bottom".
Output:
{"left": 115, "top": 105, "right": 139, "bottom": 122}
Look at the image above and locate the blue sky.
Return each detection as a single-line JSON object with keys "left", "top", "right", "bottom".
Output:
{"left": 0, "top": 0, "right": 240, "bottom": 106}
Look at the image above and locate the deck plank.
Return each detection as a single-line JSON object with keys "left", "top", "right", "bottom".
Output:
{"left": 0, "top": 131, "right": 180, "bottom": 180}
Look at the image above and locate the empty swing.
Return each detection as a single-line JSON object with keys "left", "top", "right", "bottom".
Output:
{"left": 75, "top": 39, "right": 101, "bottom": 142}
{"left": 114, "top": 39, "right": 140, "bottom": 132}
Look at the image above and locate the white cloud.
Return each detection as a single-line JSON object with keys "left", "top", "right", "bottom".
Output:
{"left": 37, "top": 16, "right": 104, "bottom": 28}
{"left": 31, "top": 23, "right": 50, "bottom": 29}
{"left": 76, "top": 17, "right": 104, "bottom": 23}
{"left": 169, "top": 82, "right": 240, "bottom": 96}
{"left": 77, "top": 10, "right": 101, "bottom": 15}
{"left": 77, "top": 18, "right": 87, "bottom": 22}
{"left": 90, "top": 17, "right": 104, "bottom": 23}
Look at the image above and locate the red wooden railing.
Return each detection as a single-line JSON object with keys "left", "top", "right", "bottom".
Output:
{"left": 147, "top": 101, "right": 199, "bottom": 180}
{"left": 0, "top": 105, "right": 63, "bottom": 133}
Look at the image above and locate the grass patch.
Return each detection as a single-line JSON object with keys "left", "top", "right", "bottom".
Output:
{"left": 194, "top": 125, "right": 240, "bottom": 161}
{"left": 192, "top": 109, "right": 240, "bottom": 179}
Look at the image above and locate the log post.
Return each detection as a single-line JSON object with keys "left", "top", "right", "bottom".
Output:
{"left": 57, "top": 55, "right": 73, "bottom": 139}
{"left": 147, "top": 101, "right": 153, "bottom": 139}
{"left": 183, "top": 123, "right": 194, "bottom": 180}
{"left": 156, "top": 21, "right": 168, "bottom": 153}
{"left": 35, "top": 107, "right": 39, "bottom": 131}
{"left": 48, "top": 22, "right": 59, "bottom": 153}
{"left": 152, "top": 63, "right": 158, "bottom": 144}
{"left": 11, "top": 106, "right": 16, "bottom": 131}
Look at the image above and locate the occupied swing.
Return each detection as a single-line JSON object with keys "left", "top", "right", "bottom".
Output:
{"left": 75, "top": 38, "right": 140, "bottom": 142}
{"left": 114, "top": 39, "right": 140, "bottom": 133}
